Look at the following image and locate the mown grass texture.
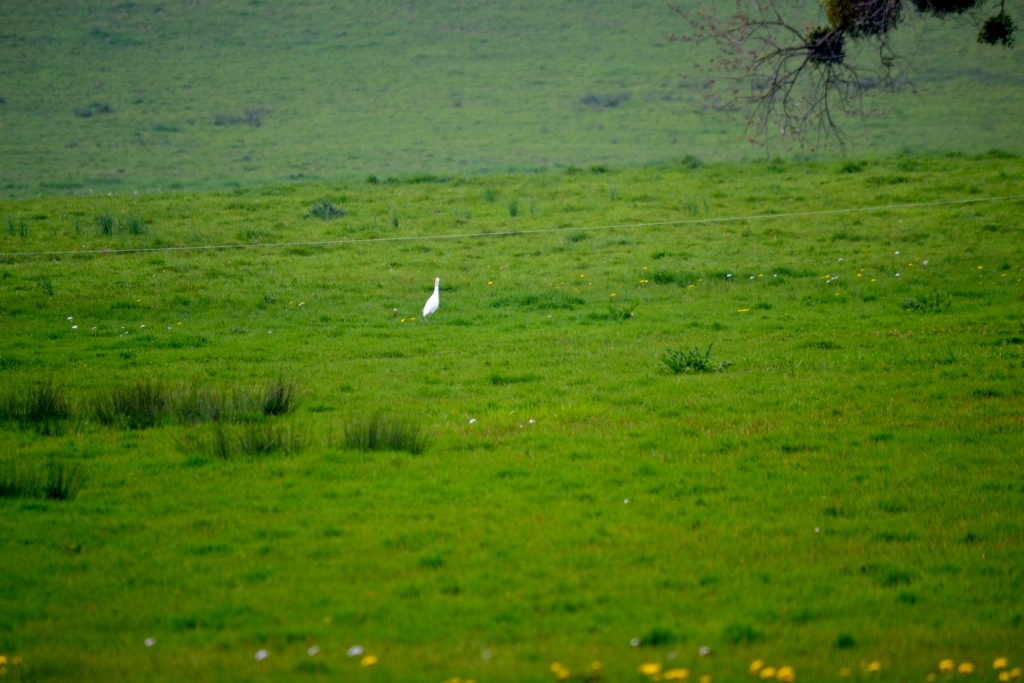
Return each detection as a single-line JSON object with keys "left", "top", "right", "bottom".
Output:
{"left": 0, "top": 155, "right": 1023, "bottom": 682}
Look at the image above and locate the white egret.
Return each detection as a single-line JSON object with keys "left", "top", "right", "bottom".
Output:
{"left": 422, "top": 277, "right": 440, "bottom": 317}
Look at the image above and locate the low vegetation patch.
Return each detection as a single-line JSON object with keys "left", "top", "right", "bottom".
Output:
{"left": 343, "top": 414, "right": 430, "bottom": 454}
{"left": 0, "top": 456, "right": 84, "bottom": 501}
{"left": 661, "top": 345, "right": 733, "bottom": 374}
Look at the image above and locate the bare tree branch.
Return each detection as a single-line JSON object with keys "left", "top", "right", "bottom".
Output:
{"left": 670, "top": 0, "right": 1015, "bottom": 150}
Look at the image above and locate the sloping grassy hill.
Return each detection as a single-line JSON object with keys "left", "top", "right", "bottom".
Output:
{"left": 0, "top": 0, "right": 1022, "bottom": 198}
{"left": 1, "top": 155, "right": 1023, "bottom": 681}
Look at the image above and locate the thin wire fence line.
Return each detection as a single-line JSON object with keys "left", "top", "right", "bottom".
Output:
{"left": 2, "top": 194, "right": 1021, "bottom": 259}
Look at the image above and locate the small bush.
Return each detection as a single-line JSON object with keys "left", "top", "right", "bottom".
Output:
{"left": 344, "top": 414, "right": 429, "bottom": 454}
{"left": 662, "top": 345, "right": 732, "bottom": 374}
{"left": 307, "top": 199, "right": 346, "bottom": 220}
{"left": 483, "top": 188, "right": 498, "bottom": 203}
{"left": 508, "top": 199, "right": 519, "bottom": 217}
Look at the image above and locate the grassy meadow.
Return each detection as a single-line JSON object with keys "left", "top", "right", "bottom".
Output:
{"left": 1, "top": 153, "right": 1023, "bottom": 681}
{"left": 1, "top": 0, "right": 1023, "bottom": 199}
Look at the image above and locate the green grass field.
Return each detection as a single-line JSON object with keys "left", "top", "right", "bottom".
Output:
{"left": 1, "top": 0, "right": 1023, "bottom": 199}
{"left": 2, "top": 153, "right": 1023, "bottom": 681}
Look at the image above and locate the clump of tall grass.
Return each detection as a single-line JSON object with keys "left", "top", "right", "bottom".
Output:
{"left": 93, "top": 377, "right": 297, "bottom": 429}
{"left": 306, "top": 199, "right": 346, "bottom": 220}
{"left": 95, "top": 379, "right": 169, "bottom": 429}
{"left": 1, "top": 378, "right": 72, "bottom": 435}
{"left": 662, "top": 345, "right": 733, "bottom": 374}
{"left": 0, "top": 457, "right": 84, "bottom": 501}
{"left": 180, "top": 422, "right": 305, "bottom": 459}
{"left": 260, "top": 377, "right": 295, "bottom": 416}
{"left": 344, "top": 414, "right": 430, "bottom": 454}
{"left": 96, "top": 213, "right": 115, "bottom": 235}
{"left": 121, "top": 214, "right": 147, "bottom": 235}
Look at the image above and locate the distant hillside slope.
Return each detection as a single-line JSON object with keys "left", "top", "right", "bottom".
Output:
{"left": 0, "top": 0, "right": 1021, "bottom": 197}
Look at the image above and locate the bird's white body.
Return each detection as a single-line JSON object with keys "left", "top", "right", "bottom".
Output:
{"left": 422, "top": 277, "right": 440, "bottom": 317}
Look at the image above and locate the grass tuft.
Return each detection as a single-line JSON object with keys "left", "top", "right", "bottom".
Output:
{"left": 662, "top": 345, "right": 733, "bottom": 374}
{"left": 121, "top": 214, "right": 147, "bottom": 235}
{"left": 96, "top": 379, "right": 169, "bottom": 429}
{"left": 902, "top": 292, "right": 951, "bottom": 312}
{"left": 344, "top": 414, "right": 429, "bottom": 454}
{"left": 0, "top": 457, "right": 83, "bottom": 501}
{"left": 182, "top": 422, "right": 304, "bottom": 459}
{"left": 307, "top": 199, "right": 346, "bottom": 220}
{"left": 95, "top": 213, "right": 115, "bottom": 235}
{"left": 1, "top": 378, "right": 72, "bottom": 434}
{"left": 43, "top": 459, "right": 85, "bottom": 500}
{"left": 261, "top": 377, "right": 295, "bottom": 416}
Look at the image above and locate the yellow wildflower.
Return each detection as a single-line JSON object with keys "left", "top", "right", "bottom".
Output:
{"left": 488, "top": 281, "right": 493, "bottom": 285}
{"left": 871, "top": 278, "right": 876, "bottom": 282}
{"left": 700, "top": 675, "right": 713, "bottom": 683}
{"left": 958, "top": 662, "right": 974, "bottom": 674}
{"left": 1000, "top": 674, "right": 1011, "bottom": 682}
{"left": 1010, "top": 668, "right": 1022, "bottom": 679}
{"left": 760, "top": 668, "right": 777, "bottom": 679}
{"left": 640, "top": 663, "right": 663, "bottom": 676}
{"left": 868, "top": 662, "right": 881, "bottom": 673}
{"left": 361, "top": 655, "right": 378, "bottom": 666}
{"left": 776, "top": 666, "right": 795, "bottom": 682}
{"left": 665, "top": 668, "right": 689, "bottom": 680}
{"left": 610, "top": 293, "right": 617, "bottom": 297}
{"left": 0, "top": 655, "right": 6, "bottom": 665}
{"left": 590, "top": 661, "right": 603, "bottom": 670}
{"left": 841, "top": 669, "right": 852, "bottom": 678}
{"left": 750, "top": 660, "right": 764, "bottom": 674}
{"left": 738, "top": 308, "right": 750, "bottom": 312}
{"left": 550, "top": 663, "right": 563, "bottom": 672}
{"left": 927, "top": 675, "right": 936, "bottom": 682}
{"left": 940, "top": 660, "right": 955, "bottom": 673}
{"left": 557, "top": 668, "right": 570, "bottom": 681}
{"left": 995, "top": 659, "right": 1008, "bottom": 670}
